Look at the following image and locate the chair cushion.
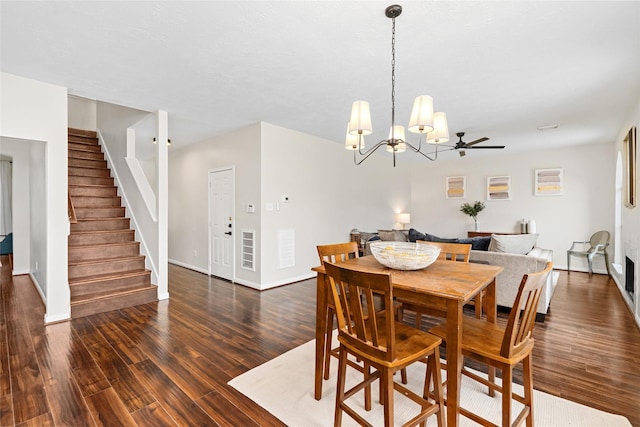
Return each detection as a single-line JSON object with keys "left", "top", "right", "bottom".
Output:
{"left": 378, "top": 229, "right": 408, "bottom": 242}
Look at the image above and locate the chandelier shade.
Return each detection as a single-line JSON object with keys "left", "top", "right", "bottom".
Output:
{"left": 408, "top": 95, "right": 434, "bottom": 134}
{"left": 346, "top": 4, "right": 449, "bottom": 167}
{"left": 348, "top": 101, "right": 373, "bottom": 135}
{"left": 427, "top": 112, "right": 450, "bottom": 144}
{"left": 345, "top": 123, "right": 364, "bottom": 150}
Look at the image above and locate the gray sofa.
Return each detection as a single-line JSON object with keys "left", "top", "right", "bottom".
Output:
{"left": 358, "top": 228, "right": 557, "bottom": 321}
{"left": 469, "top": 247, "right": 557, "bottom": 321}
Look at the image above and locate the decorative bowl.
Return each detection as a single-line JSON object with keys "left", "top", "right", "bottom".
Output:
{"left": 369, "top": 241, "right": 441, "bottom": 271}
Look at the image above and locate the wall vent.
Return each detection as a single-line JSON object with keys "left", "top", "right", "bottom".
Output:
{"left": 241, "top": 229, "right": 255, "bottom": 271}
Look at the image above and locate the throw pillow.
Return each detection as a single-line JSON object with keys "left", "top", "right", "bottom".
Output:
{"left": 488, "top": 234, "right": 538, "bottom": 254}
{"left": 359, "top": 232, "right": 378, "bottom": 243}
{"left": 408, "top": 228, "right": 458, "bottom": 243}
{"left": 457, "top": 236, "right": 491, "bottom": 251}
{"left": 377, "top": 229, "right": 407, "bottom": 242}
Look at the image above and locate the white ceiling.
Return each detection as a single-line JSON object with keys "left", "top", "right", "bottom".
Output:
{"left": 2, "top": 1, "right": 639, "bottom": 161}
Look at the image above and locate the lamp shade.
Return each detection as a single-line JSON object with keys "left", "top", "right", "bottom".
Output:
{"left": 348, "top": 101, "right": 373, "bottom": 135}
{"left": 408, "top": 95, "right": 434, "bottom": 134}
{"left": 397, "top": 213, "right": 411, "bottom": 224}
{"left": 426, "top": 112, "right": 449, "bottom": 144}
{"left": 345, "top": 123, "right": 364, "bottom": 150}
{"left": 386, "top": 125, "right": 406, "bottom": 152}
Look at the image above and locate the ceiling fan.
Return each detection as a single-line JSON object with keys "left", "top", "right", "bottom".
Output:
{"left": 452, "top": 132, "right": 505, "bottom": 157}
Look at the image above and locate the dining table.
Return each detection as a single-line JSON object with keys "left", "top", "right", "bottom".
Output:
{"left": 312, "top": 255, "right": 503, "bottom": 427}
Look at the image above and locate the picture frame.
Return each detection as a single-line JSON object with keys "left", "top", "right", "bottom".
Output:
{"left": 625, "top": 126, "right": 637, "bottom": 208}
{"left": 487, "top": 175, "right": 511, "bottom": 200}
{"left": 535, "top": 168, "right": 563, "bottom": 196}
{"left": 446, "top": 176, "right": 466, "bottom": 199}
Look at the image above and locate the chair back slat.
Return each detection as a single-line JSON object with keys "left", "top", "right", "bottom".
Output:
{"left": 317, "top": 242, "right": 359, "bottom": 265}
{"left": 417, "top": 241, "right": 471, "bottom": 262}
{"left": 325, "top": 262, "right": 395, "bottom": 363}
{"left": 501, "top": 262, "right": 553, "bottom": 358}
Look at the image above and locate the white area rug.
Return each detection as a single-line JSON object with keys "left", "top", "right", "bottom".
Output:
{"left": 229, "top": 338, "right": 631, "bottom": 427}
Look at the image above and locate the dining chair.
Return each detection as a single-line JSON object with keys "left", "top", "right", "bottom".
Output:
{"left": 399, "top": 241, "right": 480, "bottom": 328}
{"left": 429, "top": 261, "right": 553, "bottom": 427}
{"left": 324, "top": 261, "right": 445, "bottom": 427}
{"left": 317, "top": 242, "right": 406, "bottom": 404}
{"left": 567, "top": 230, "right": 610, "bottom": 277}
{"left": 317, "top": 242, "right": 360, "bottom": 382}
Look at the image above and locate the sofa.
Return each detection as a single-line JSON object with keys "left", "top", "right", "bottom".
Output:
{"left": 357, "top": 228, "right": 558, "bottom": 321}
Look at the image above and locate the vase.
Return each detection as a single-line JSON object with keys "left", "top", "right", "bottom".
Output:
{"left": 474, "top": 220, "right": 480, "bottom": 232}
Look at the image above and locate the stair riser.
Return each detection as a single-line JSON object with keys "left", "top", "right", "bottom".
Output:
{"left": 69, "top": 167, "right": 111, "bottom": 178}
{"left": 69, "top": 243, "right": 140, "bottom": 263}
{"left": 68, "top": 135, "right": 98, "bottom": 145}
{"left": 69, "top": 158, "right": 107, "bottom": 169}
{"left": 69, "top": 176, "right": 114, "bottom": 186}
{"left": 70, "top": 287, "right": 157, "bottom": 318}
{"left": 71, "top": 196, "right": 121, "bottom": 208}
{"left": 69, "top": 186, "right": 118, "bottom": 197}
{"left": 69, "top": 142, "right": 101, "bottom": 153}
{"left": 70, "top": 273, "right": 151, "bottom": 298}
{"left": 69, "top": 258, "right": 146, "bottom": 280}
{"left": 71, "top": 218, "right": 130, "bottom": 232}
{"left": 74, "top": 207, "right": 125, "bottom": 219}
{"left": 69, "top": 128, "right": 98, "bottom": 139}
{"left": 68, "top": 230, "right": 135, "bottom": 246}
{"left": 69, "top": 149, "right": 105, "bottom": 161}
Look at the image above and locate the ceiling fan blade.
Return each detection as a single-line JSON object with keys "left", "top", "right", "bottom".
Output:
{"left": 467, "top": 145, "right": 505, "bottom": 149}
{"left": 464, "top": 137, "right": 490, "bottom": 147}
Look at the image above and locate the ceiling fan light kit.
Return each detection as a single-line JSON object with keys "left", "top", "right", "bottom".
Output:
{"left": 346, "top": 4, "right": 504, "bottom": 166}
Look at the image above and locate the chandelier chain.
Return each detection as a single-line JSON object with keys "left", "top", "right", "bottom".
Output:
{"left": 391, "top": 15, "right": 396, "bottom": 138}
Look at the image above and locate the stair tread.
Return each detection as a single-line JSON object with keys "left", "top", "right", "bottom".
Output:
{"left": 71, "top": 285, "right": 156, "bottom": 306}
{"left": 73, "top": 217, "right": 128, "bottom": 221}
{"left": 68, "top": 255, "right": 144, "bottom": 267}
{"left": 68, "top": 241, "right": 139, "bottom": 249}
{"left": 69, "top": 229, "right": 132, "bottom": 235}
{"left": 69, "top": 269, "right": 151, "bottom": 286}
{"left": 69, "top": 183, "right": 114, "bottom": 188}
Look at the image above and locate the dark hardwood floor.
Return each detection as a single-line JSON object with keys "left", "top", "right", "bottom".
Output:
{"left": 1, "top": 255, "right": 639, "bottom": 426}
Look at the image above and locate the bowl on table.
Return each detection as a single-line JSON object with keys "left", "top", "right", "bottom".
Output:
{"left": 369, "top": 241, "right": 440, "bottom": 270}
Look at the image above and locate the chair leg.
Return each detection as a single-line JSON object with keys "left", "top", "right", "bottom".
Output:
{"left": 567, "top": 252, "right": 571, "bottom": 274}
{"left": 324, "top": 307, "right": 334, "bottom": 380}
{"left": 428, "top": 347, "right": 445, "bottom": 427}
{"left": 381, "top": 369, "right": 394, "bottom": 427}
{"left": 502, "top": 367, "right": 513, "bottom": 427}
{"left": 604, "top": 252, "right": 611, "bottom": 276}
{"left": 588, "top": 254, "right": 594, "bottom": 277}
{"left": 523, "top": 355, "right": 535, "bottom": 427}
{"left": 364, "top": 362, "right": 372, "bottom": 411}
{"left": 334, "top": 346, "right": 348, "bottom": 427}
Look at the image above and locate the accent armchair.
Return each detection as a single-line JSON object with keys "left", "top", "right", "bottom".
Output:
{"left": 567, "top": 230, "right": 610, "bottom": 277}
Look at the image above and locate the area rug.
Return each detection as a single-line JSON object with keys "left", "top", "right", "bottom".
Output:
{"left": 229, "top": 337, "right": 631, "bottom": 426}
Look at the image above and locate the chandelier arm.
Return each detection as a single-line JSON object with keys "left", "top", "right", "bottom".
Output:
{"left": 353, "top": 139, "right": 392, "bottom": 165}
{"left": 403, "top": 140, "right": 439, "bottom": 161}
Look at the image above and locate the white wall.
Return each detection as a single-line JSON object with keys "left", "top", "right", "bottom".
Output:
{"left": 0, "top": 72, "right": 69, "bottom": 323}
{"left": 168, "top": 123, "right": 262, "bottom": 285}
{"left": 68, "top": 95, "right": 96, "bottom": 131}
{"left": 0, "top": 138, "right": 31, "bottom": 274}
{"left": 168, "top": 121, "right": 412, "bottom": 289}
{"left": 409, "top": 142, "right": 615, "bottom": 272}
{"left": 259, "top": 123, "right": 411, "bottom": 288}
{"left": 29, "top": 141, "right": 47, "bottom": 294}
{"left": 614, "top": 97, "right": 640, "bottom": 325}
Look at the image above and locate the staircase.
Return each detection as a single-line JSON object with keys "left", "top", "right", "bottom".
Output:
{"left": 68, "top": 128, "right": 157, "bottom": 318}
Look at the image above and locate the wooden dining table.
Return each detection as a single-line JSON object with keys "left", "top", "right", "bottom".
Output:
{"left": 312, "top": 255, "right": 503, "bottom": 427}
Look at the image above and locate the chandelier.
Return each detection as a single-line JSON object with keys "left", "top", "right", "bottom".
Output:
{"left": 345, "top": 4, "right": 449, "bottom": 167}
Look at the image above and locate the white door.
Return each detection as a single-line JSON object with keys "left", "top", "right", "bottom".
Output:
{"left": 209, "top": 168, "right": 234, "bottom": 281}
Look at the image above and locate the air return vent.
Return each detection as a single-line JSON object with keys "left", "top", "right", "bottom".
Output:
{"left": 241, "top": 229, "right": 255, "bottom": 271}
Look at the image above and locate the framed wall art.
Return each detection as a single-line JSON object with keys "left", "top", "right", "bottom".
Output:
{"left": 625, "top": 126, "right": 637, "bottom": 208}
{"left": 487, "top": 175, "right": 511, "bottom": 200}
{"left": 446, "top": 176, "right": 466, "bottom": 199}
{"left": 535, "top": 168, "right": 563, "bottom": 196}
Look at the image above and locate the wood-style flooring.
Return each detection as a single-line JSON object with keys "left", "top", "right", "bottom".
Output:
{"left": 1, "top": 256, "right": 639, "bottom": 426}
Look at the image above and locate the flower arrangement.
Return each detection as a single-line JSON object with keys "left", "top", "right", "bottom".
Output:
{"left": 460, "top": 201, "right": 485, "bottom": 231}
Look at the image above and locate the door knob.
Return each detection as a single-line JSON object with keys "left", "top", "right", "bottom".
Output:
{"left": 224, "top": 231, "right": 232, "bottom": 236}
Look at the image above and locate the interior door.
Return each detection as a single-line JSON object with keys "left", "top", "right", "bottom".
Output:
{"left": 209, "top": 168, "right": 234, "bottom": 281}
